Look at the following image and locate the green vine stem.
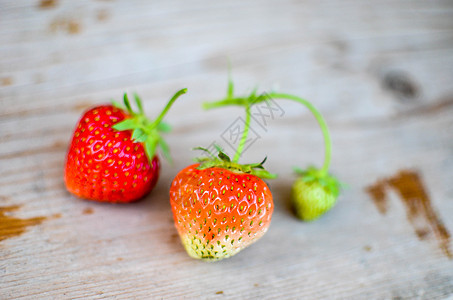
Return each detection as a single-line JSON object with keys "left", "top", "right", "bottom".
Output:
{"left": 202, "top": 90, "right": 331, "bottom": 175}
{"left": 233, "top": 103, "right": 251, "bottom": 163}
{"left": 267, "top": 92, "right": 332, "bottom": 176}
{"left": 202, "top": 98, "right": 247, "bottom": 109}
{"left": 200, "top": 83, "right": 276, "bottom": 178}
{"left": 150, "top": 88, "right": 188, "bottom": 129}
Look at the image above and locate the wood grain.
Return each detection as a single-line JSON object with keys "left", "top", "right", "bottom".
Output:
{"left": 1, "top": 0, "right": 453, "bottom": 299}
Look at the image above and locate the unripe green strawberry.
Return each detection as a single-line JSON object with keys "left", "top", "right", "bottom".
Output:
{"left": 292, "top": 179, "right": 337, "bottom": 221}
{"left": 291, "top": 167, "right": 340, "bottom": 221}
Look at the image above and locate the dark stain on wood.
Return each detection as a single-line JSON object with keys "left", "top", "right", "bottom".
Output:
{"left": 215, "top": 291, "right": 224, "bottom": 295}
{"left": 83, "top": 207, "right": 94, "bottom": 215}
{"left": 1, "top": 77, "right": 13, "bottom": 86}
{"left": 67, "top": 21, "right": 81, "bottom": 34}
{"left": 96, "top": 9, "right": 110, "bottom": 22}
{"left": 52, "top": 140, "right": 66, "bottom": 149}
{"left": 365, "top": 180, "right": 388, "bottom": 214}
{"left": 0, "top": 206, "right": 47, "bottom": 243}
{"left": 388, "top": 171, "right": 451, "bottom": 258}
{"left": 363, "top": 245, "right": 372, "bottom": 252}
{"left": 382, "top": 71, "right": 419, "bottom": 100}
{"left": 366, "top": 170, "right": 452, "bottom": 259}
{"left": 39, "top": 0, "right": 58, "bottom": 9}
{"left": 169, "top": 233, "right": 180, "bottom": 245}
{"left": 414, "top": 228, "right": 430, "bottom": 240}
{"left": 0, "top": 195, "right": 10, "bottom": 201}
{"left": 50, "top": 18, "right": 81, "bottom": 35}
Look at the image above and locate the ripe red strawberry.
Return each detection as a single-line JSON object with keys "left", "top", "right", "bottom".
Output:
{"left": 64, "top": 89, "right": 187, "bottom": 203}
{"left": 170, "top": 149, "right": 275, "bottom": 261}
{"left": 168, "top": 75, "right": 279, "bottom": 261}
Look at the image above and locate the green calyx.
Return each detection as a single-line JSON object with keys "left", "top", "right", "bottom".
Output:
{"left": 293, "top": 166, "right": 341, "bottom": 198}
{"left": 194, "top": 145, "right": 277, "bottom": 180}
{"left": 112, "top": 88, "right": 187, "bottom": 163}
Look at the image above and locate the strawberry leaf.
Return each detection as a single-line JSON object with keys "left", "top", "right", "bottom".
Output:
{"left": 144, "top": 140, "right": 158, "bottom": 163}
{"left": 112, "top": 118, "right": 138, "bottom": 131}
{"left": 193, "top": 147, "right": 215, "bottom": 158}
{"left": 218, "top": 151, "right": 231, "bottom": 162}
{"left": 250, "top": 169, "right": 277, "bottom": 179}
{"left": 157, "top": 122, "right": 172, "bottom": 133}
{"left": 158, "top": 138, "right": 172, "bottom": 164}
{"left": 132, "top": 128, "right": 146, "bottom": 142}
{"left": 293, "top": 166, "right": 342, "bottom": 198}
{"left": 134, "top": 93, "right": 144, "bottom": 115}
{"left": 123, "top": 93, "right": 133, "bottom": 115}
{"left": 112, "top": 100, "right": 125, "bottom": 110}
{"left": 193, "top": 146, "right": 210, "bottom": 152}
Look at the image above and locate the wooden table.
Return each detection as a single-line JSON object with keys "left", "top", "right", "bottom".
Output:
{"left": 1, "top": 1, "right": 452, "bottom": 298}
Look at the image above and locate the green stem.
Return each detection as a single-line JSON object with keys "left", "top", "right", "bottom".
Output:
{"left": 268, "top": 92, "right": 332, "bottom": 176}
{"left": 233, "top": 103, "right": 251, "bottom": 163}
{"left": 202, "top": 98, "right": 245, "bottom": 110}
{"left": 150, "top": 88, "right": 187, "bottom": 128}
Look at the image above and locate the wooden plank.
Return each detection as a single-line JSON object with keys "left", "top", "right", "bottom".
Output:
{"left": 1, "top": 0, "right": 453, "bottom": 299}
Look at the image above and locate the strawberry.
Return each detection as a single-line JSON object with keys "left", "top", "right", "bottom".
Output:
{"left": 64, "top": 89, "right": 187, "bottom": 203}
{"left": 261, "top": 93, "right": 342, "bottom": 221}
{"left": 292, "top": 167, "right": 340, "bottom": 221}
{"left": 170, "top": 73, "right": 277, "bottom": 260}
{"left": 170, "top": 148, "right": 275, "bottom": 261}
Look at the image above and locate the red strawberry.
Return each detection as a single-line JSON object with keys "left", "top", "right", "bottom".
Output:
{"left": 64, "top": 89, "right": 187, "bottom": 203}
{"left": 170, "top": 149, "right": 275, "bottom": 261}
{"left": 168, "top": 75, "right": 278, "bottom": 261}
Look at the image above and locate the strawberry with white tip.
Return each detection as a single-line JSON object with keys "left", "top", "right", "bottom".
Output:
{"left": 170, "top": 77, "right": 277, "bottom": 261}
